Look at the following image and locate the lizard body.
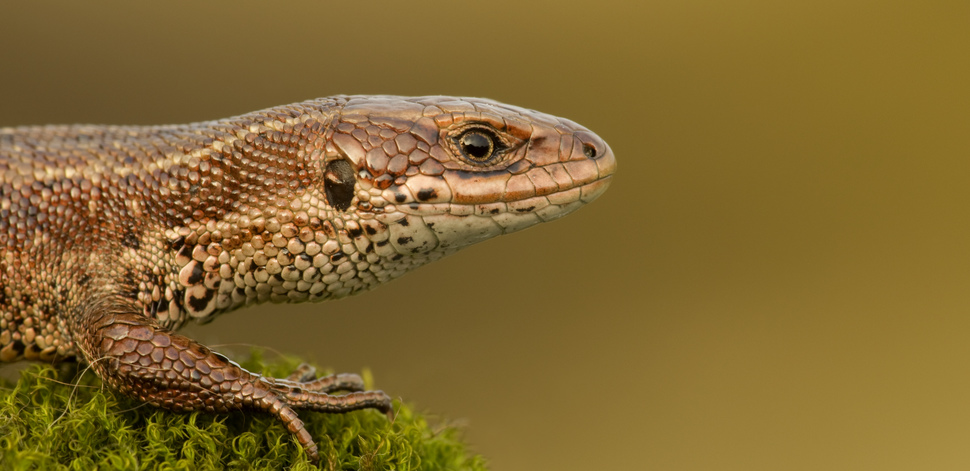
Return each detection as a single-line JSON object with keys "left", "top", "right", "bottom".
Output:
{"left": 0, "top": 95, "right": 615, "bottom": 462}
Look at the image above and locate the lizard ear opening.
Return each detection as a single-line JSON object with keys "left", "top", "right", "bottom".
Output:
{"left": 323, "top": 160, "right": 356, "bottom": 211}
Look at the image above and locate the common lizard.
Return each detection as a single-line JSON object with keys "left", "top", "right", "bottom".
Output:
{"left": 0, "top": 95, "right": 616, "bottom": 462}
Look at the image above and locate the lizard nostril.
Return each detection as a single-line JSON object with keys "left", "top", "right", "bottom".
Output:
{"left": 575, "top": 131, "right": 607, "bottom": 160}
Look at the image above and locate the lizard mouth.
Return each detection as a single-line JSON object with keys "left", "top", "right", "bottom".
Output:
{"left": 399, "top": 173, "right": 613, "bottom": 247}
{"left": 392, "top": 173, "right": 614, "bottom": 216}
{"left": 577, "top": 173, "right": 613, "bottom": 204}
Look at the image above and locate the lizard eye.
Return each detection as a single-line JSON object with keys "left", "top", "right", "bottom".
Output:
{"left": 457, "top": 129, "right": 497, "bottom": 162}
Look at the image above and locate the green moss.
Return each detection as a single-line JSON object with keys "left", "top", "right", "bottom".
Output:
{"left": 0, "top": 352, "right": 487, "bottom": 470}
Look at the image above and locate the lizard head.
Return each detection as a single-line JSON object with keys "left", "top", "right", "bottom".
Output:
{"left": 155, "top": 96, "right": 615, "bottom": 322}
{"left": 313, "top": 96, "right": 615, "bottom": 273}
{"left": 202, "top": 95, "right": 614, "bottom": 306}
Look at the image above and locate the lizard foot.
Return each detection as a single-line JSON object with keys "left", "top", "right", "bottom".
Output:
{"left": 78, "top": 311, "right": 391, "bottom": 464}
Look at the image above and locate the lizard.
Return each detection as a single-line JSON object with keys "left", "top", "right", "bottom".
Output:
{"left": 0, "top": 95, "right": 616, "bottom": 463}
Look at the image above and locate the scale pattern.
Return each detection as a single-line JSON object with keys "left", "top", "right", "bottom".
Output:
{"left": 0, "top": 95, "right": 615, "bottom": 462}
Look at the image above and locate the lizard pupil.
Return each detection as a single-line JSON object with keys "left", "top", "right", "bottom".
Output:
{"left": 459, "top": 131, "right": 494, "bottom": 161}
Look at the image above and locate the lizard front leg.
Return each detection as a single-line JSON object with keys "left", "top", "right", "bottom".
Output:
{"left": 73, "top": 299, "right": 392, "bottom": 463}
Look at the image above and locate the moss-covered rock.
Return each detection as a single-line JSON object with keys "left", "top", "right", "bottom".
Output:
{"left": 0, "top": 352, "right": 486, "bottom": 470}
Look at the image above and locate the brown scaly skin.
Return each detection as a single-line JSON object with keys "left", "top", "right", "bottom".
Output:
{"left": 0, "top": 95, "right": 616, "bottom": 462}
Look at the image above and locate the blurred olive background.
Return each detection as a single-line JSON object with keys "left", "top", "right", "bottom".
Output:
{"left": 3, "top": 1, "right": 970, "bottom": 470}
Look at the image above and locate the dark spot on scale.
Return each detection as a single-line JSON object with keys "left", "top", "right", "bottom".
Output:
{"left": 321, "top": 221, "right": 337, "bottom": 238}
{"left": 28, "top": 344, "right": 44, "bottom": 357}
{"left": 330, "top": 252, "right": 345, "bottom": 262}
{"left": 417, "top": 188, "right": 437, "bottom": 201}
{"left": 397, "top": 217, "right": 410, "bottom": 227}
{"left": 409, "top": 203, "right": 420, "bottom": 210}
{"left": 186, "top": 262, "right": 204, "bottom": 285}
{"left": 166, "top": 236, "right": 185, "bottom": 251}
{"left": 11, "top": 340, "right": 25, "bottom": 356}
{"left": 172, "top": 289, "right": 185, "bottom": 309}
{"left": 516, "top": 206, "right": 536, "bottom": 213}
{"left": 273, "top": 274, "right": 284, "bottom": 282}
{"left": 376, "top": 240, "right": 389, "bottom": 247}
{"left": 155, "top": 298, "right": 170, "bottom": 314}
{"left": 78, "top": 274, "right": 91, "bottom": 286}
{"left": 188, "top": 289, "right": 215, "bottom": 312}
{"left": 247, "top": 260, "right": 257, "bottom": 272}
{"left": 177, "top": 245, "right": 192, "bottom": 260}
{"left": 397, "top": 236, "right": 413, "bottom": 245}
{"left": 490, "top": 208, "right": 500, "bottom": 215}
{"left": 189, "top": 289, "right": 216, "bottom": 312}
{"left": 365, "top": 243, "right": 374, "bottom": 253}
{"left": 298, "top": 253, "right": 312, "bottom": 264}
{"left": 121, "top": 227, "right": 140, "bottom": 249}
{"left": 392, "top": 254, "right": 404, "bottom": 261}
{"left": 348, "top": 226, "right": 363, "bottom": 238}
{"left": 394, "top": 193, "right": 406, "bottom": 203}
{"left": 236, "top": 287, "right": 246, "bottom": 296}
{"left": 364, "top": 225, "right": 377, "bottom": 235}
